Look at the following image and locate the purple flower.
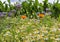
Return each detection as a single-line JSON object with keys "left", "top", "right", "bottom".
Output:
{"left": 10, "top": 9, "right": 16, "bottom": 13}
{"left": 48, "top": 12, "right": 52, "bottom": 15}
{"left": 2, "top": 12, "right": 7, "bottom": 15}
{"left": 15, "top": 4, "right": 21, "bottom": 10}
{"left": 46, "top": 8, "right": 49, "bottom": 11}
{"left": 0, "top": 12, "right": 5, "bottom": 17}
{"left": 0, "top": 12, "right": 2, "bottom": 14}
{"left": 46, "top": 8, "right": 50, "bottom": 11}
{"left": 0, "top": 12, "right": 2, "bottom": 16}
{"left": 8, "top": 12, "right": 13, "bottom": 17}
{"left": 8, "top": 9, "right": 16, "bottom": 17}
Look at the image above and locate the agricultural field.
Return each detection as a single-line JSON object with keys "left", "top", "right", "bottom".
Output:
{"left": 0, "top": 0, "right": 60, "bottom": 42}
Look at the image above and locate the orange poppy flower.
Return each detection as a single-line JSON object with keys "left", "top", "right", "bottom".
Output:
{"left": 21, "top": 15, "right": 27, "bottom": 19}
{"left": 38, "top": 13, "right": 45, "bottom": 18}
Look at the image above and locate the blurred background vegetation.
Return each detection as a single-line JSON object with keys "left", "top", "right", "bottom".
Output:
{"left": 0, "top": 0, "right": 60, "bottom": 18}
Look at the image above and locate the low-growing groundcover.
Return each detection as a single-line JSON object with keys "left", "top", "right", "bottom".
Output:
{"left": 0, "top": 16, "right": 60, "bottom": 42}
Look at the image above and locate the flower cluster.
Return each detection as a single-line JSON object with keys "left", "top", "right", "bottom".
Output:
{"left": 0, "top": 17, "right": 60, "bottom": 42}
{"left": 0, "top": 12, "right": 7, "bottom": 17}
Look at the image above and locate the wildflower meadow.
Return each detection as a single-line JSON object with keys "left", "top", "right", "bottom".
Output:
{"left": 0, "top": 0, "right": 60, "bottom": 42}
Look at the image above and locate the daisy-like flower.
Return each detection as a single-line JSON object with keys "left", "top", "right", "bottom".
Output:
{"left": 50, "top": 37, "right": 55, "bottom": 40}
{"left": 55, "top": 38, "right": 60, "bottom": 41}
{"left": 44, "top": 36, "right": 48, "bottom": 40}
{"left": 16, "top": 29, "right": 20, "bottom": 33}
{"left": 3, "top": 31, "right": 11, "bottom": 36}
{"left": 33, "top": 29, "right": 40, "bottom": 34}
{"left": 25, "top": 36, "right": 29, "bottom": 39}
{"left": 42, "top": 30, "right": 48, "bottom": 34}
{"left": 51, "top": 28, "right": 57, "bottom": 32}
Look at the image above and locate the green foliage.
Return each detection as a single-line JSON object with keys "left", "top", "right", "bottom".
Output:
{"left": 7, "top": 0, "right": 10, "bottom": 4}
{"left": 43, "top": 0, "right": 48, "bottom": 12}
{"left": 0, "top": 0, "right": 60, "bottom": 18}
{"left": 51, "top": 0, "right": 60, "bottom": 18}
{"left": 0, "top": 1, "right": 4, "bottom": 11}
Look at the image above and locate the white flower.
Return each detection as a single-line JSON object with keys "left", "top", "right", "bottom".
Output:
{"left": 29, "top": 33, "right": 32, "bottom": 36}
{"left": 42, "top": 31, "right": 48, "bottom": 34}
{"left": 26, "top": 36, "right": 29, "bottom": 39}
{"left": 15, "top": 35, "right": 18, "bottom": 39}
{"left": 42, "top": 34, "right": 44, "bottom": 36}
{"left": 33, "top": 30, "right": 40, "bottom": 34}
{"left": 28, "top": 22, "right": 31, "bottom": 25}
{"left": 16, "top": 29, "right": 20, "bottom": 33}
{"left": 21, "top": 37, "right": 25, "bottom": 39}
{"left": 55, "top": 38, "right": 60, "bottom": 41}
{"left": 3, "top": 31, "right": 11, "bottom": 36}
{"left": 44, "top": 38, "right": 48, "bottom": 40}
{"left": 58, "top": 28, "right": 60, "bottom": 31}
{"left": 51, "top": 28, "right": 57, "bottom": 32}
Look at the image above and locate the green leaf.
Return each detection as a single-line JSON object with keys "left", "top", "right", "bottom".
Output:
{"left": 7, "top": 0, "right": 10, "bottom": 4}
